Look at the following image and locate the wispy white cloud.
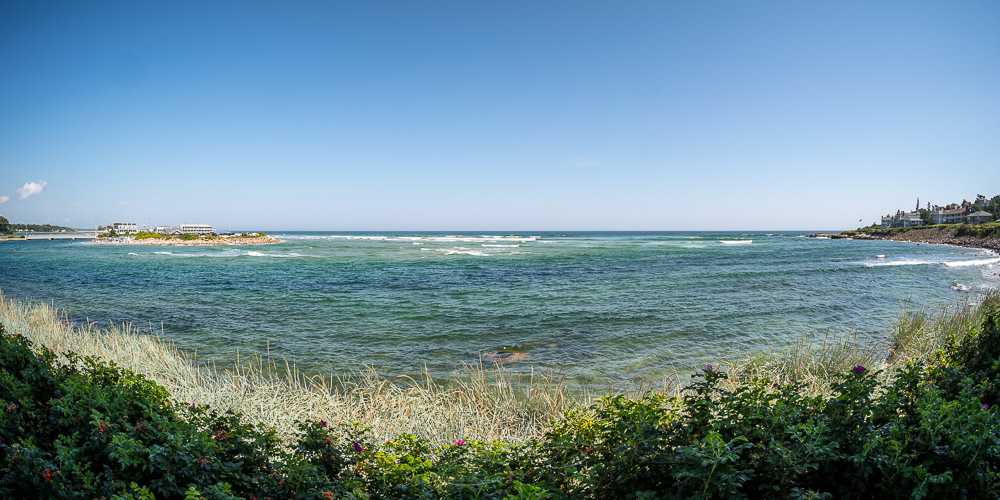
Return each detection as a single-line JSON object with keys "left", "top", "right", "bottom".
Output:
{"left": 17, "top": 181, "right": 47, "bottom": 200}
{"left": 0, "top": 195, "right": 9, "bottom": 204}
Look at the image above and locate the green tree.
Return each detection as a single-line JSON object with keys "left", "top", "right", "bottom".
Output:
{"left": 0, "top": 215, "right": 9, "bottom": 234}
{"left": 987, "top": 195, "right": 1000, "bottom": 220}
{"left": 918, "top": 208, "right": 932, "bottom": 225}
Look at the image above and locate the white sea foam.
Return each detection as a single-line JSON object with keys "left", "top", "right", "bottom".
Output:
{"left": 327, "top": 235, "right": 389, "bottom": 241}
{"left": 681, "top": 244, "right": 707, "bottom": 249}
{"left": 864, "top": 259, "right": 937, "bottom": 267}
{"left": 421, "top": 235, "right": 537, "bottom": 244}
{"left": 952, "top": 283, "right": 971, "bottom": 292}
{"left": 436, "top": 248, "right": 488, "bottom": 256}
{"left": 814, "top": 236, "right": 830, "bottom": 240}
{"left": 153, "top": 251, "right": 172, "bottom": 255}
{"left": 244, "top": 251, "right": 304, "bottom": 258}
{"left": 943, "top": 257, "right": 1000, "bottom": 268}
{"left": 720, "top": 240, "right": 752, "bottom": 245}
{"left": 876, "top": 255, "right": 886, "bottom": 259}
{"left": 863, "top": 256, "right": 1000, "bottom": 268}
{"left": 127, "top": 252, "right": 139, "bottom": 256}
{"left": 482, "top": 244, "right": 520, "bottom": 248}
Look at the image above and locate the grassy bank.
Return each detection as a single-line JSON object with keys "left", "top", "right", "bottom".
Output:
{"left": 3, "top": 293, "right": 1000, "bottom": 497}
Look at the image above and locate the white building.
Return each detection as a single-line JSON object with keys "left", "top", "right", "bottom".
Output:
{"left": 154, "top": 226, "right": 183, "bottom": 235}
{"left": 110, "top": 222, "right": 138, "bottom": 234}
{"left": 880, "top": 211, "right": 925, "bottom": 228}
{"left": 179, "top": 224, "right": 214, "bottom": 235}
{"left": 967, "top": 211, "right": 994, "bottom": 225}
{"left": 930, "top": 208, "right": 966, "bottom": 225}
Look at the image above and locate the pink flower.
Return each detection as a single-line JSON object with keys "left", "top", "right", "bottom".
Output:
{"left": 320, "top": 419, "right": 328, "bottom": 428}
{"left": 453, "top": 439, "right": 464, "bottom": 446}
{"left": 353, "top": 441, "right": 363, "bottom": 452}
{"left": 706, "top": 364, "right": 713, "bottom": 371}
{"left": 985, "top": 404, "right": 991, "bottom": 410}
{"left": 852, "top": 365, "right": 865, "bottom": 374}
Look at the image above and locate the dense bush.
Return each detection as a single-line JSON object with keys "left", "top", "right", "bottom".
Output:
{"left": 956, "top": 223, "right": 1000, "bottom": 238}
{"left": 2, "top": 307, "right": 1000, "bottom": 498}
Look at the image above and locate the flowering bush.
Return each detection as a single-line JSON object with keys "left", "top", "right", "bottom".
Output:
{"left": 2, "top": 307, "right": 1000, "bottom": 498}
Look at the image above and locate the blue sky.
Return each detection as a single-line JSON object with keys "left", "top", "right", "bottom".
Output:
{"left": 1, "top": 1, "right": 997, "bottom": 231}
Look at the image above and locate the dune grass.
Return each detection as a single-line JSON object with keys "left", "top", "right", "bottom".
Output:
{"left": 2, "top": 288, "right": 997, "bottom": 444}
{"left": 0, "top": 290, "right": 580, "bottom": 444}
{"left": 720, "top": 291, "right": 1000, "bottom": 395}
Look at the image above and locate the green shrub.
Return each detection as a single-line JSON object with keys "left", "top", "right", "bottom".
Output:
{"left": 956, "top": 222, "right": 1000, "bottom": 238}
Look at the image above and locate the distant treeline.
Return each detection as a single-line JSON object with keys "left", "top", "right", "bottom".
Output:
{"left": 0, "top": 216, "right": 79, "bottom": 234}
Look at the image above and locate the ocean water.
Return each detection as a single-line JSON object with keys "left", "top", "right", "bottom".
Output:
{"left": 1, "top": 231, "right": 998, "bottom": 387}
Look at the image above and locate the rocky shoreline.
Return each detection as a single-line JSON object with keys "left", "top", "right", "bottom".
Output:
{"left": 808, "top": 227, "right": 1000, "bottom": 254}
{"left": 94, "top": 235, "right": 282, "bottom": 246}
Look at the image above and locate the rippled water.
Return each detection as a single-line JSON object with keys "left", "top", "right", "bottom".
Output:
{"left": 1, "top": 231, "right": 997, "bottom": 386}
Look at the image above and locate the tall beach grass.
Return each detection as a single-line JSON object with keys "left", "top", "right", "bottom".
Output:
{"left": 720, "top": 291, "right": 1000, "bottom": 395}
{"left": 0, "top": 290, "right": 580, "bottom": 444}
{"left": 2, "top": 288, "right": 996, "bottom": 443}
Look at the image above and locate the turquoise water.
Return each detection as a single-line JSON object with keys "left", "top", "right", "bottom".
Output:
{"left": 1, "top": 231, "right": 998, "bottom": 386}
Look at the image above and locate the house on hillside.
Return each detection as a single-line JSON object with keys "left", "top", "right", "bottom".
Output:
{"left": 930, "top": 208, "right": 966, "bottom": 225}
{"left": 902, "top": 212, "right": 924, "bottom": 227}
{"left": 880, "top": 210, "right": 925, "bottom": 228}
{"left": 967, "top": 211, "right": 994, "bottom": 225}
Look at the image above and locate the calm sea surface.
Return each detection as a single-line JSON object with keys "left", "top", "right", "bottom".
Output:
{"left": 1, "top": 231, "right": 998, "bottom": 387}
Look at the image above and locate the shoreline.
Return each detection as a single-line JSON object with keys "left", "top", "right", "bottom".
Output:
{"left": 92, "top": 235, "right": 282, "bottom": 246}
{"left": 810, "top": 227, "right": 1000, "bottom": 255}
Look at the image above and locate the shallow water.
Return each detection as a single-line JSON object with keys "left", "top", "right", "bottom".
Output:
{"left": 1, "top": 231, "right": 997, "bottom": 386}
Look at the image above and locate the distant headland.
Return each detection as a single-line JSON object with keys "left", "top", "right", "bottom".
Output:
{"left": 95, "top": 222, "right": 279, "bottom": 245}
{"left": 808, "top": 192, "right": 1000, "bottom": 253}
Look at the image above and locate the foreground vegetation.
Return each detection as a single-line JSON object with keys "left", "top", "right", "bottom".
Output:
{"left": 2, "top": 291, "right": 1000, "bottom": 497}
{"left": 3, "top": 307, "right": 999, "bottom": 497}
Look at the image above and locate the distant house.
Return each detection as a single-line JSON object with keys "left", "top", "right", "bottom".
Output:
{"left": 966, "top": 211, "right": 994, "bottom": 225}
{"left": 153, "top": 224, "right": 215, "bottom": 235}
{"left": 154, "top": 225, "right": 183, "bottom": 235}
{"left": 930, "top": 208, "right": 965, "bottom": 225}
{"left": 881, "top": 211, "right": 925, "bottom": 228}
{"left": 179, "top": 224, "right": 214, "bottom": 235}
{"left": 110, "top": 222, "right": 138, "bottom": 234}
{"left": 902, "top": 212, "right": 925, "bottom": 227}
